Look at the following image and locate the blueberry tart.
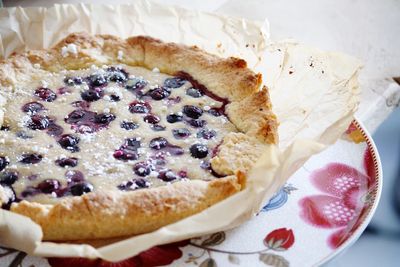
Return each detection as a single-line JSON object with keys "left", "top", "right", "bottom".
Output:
{"left": 0, "top": 33, "right": 277, "bottom": 240}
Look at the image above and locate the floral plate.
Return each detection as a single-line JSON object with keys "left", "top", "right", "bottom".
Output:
{"left": 0, "top": 119, "right": 382, "bottom": 267}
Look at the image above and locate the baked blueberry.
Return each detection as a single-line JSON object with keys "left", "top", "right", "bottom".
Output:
{"left": 172, "top": 128, "right": 191, "bottom": 139}
{"left": 133, "top": 162, "right": 153, "bottom": 177}
{"left": 87, "top": 73, "right": 108, "bottom": 87}
{"left": 110, "top": 94, "right": 121, "bottom": 102}
{"left": 187, "top": 119, "right": 207, "bottom": 128}
{"left": 70, "top": 182, "right": 93, "bottom": 196}
{"left": 65, "top": 109, "right": 86, "bottom": 123}
{"left": 0, "top": 171, "right": 18, "bottom": 185}
{"left": 107, "top": 67, "right": 128, "bottom": 83}
{"left": 147, "top": 87, "right": 171, "bottom": 100}
{"left": 0, "top": 156, "right": 9, "bottom": 172}
{"left": 22, "top": 102, "right": 45, "bottom": 114}
{"left": 20, "top": 153, "right": 43, "bottom": 164}
{"left": 149, "top": 137, "right": 168, "bottom": 150}
{"left": 183, "top": 105, "right": 203, "bottom": 119}
{"left": 55, "top": 157, "right": 78, "bottom": 168}
{"left": 158, "top": 170, "right": 178, "bottom": 182}
{"left": 113, "top": 138, "right": 141, "bottom": 161}
{"left": 129, "top": 101, "right": 151, "bottom": 114}
{"left": 164, "top": 77, "right": 185, "bottom": 88}
{"left": 120, "top": 121, "right": 139, "bottom": 130}
{"left": 186, "top": 88, "right": 204, "bottom": 98}
{"left": 125, "top": 78, "right": 148, "bottom": 91}
{"left": 64, "top": 76, "right": 83, "bottom": 86}
{"left": 27, "top": 114, "right": 50, "bottom": 130}
{"left": 190, "top": 144, "right": 208, "bottom": 159}
{"left": 37, "top": 179, "right": 61, "bottom": 194}
{"left": 65, "top": 170, "right": 84, "bottom": 184}
{"left": 117, "top": 178, "right": 149, "bottom": 191}
{"left": 197, "top": 128, "right": 217, "bottom": 139}
{"left": 46, "top": 123, "right": 64, "bottom": 137}
{"left": 1, "top": 186, "right": 16, "bottom": 209}
{"left": 143, "top": 114, "right": 160, "bottom": 124}
{"left": 151, "top": 124, "right": 166, "bottom": 131}
{"left": 58, "top": 134, "right": 80, "bottom": 152}
{"left": 71, "top": 100, "right": 90, "bottom": 109}
{"left": 208, "top": 108, "right": 223, "bottom": 117}
{"left": 94, "top": 113, "right": 116, "bottom": 124}
{"left": 166, "top": 113, "right": 183, "bottom": 123}
{"left": 34, "top": 87, "right": 57, "bottom": 102}
{"left": 81, "top": 89, "right": 102, "bottom": 102}
{"left": 16, "top": 131, "right": 32, "bottom": 139}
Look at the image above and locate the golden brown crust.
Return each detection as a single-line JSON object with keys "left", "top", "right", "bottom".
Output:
{"left": 0, "top": 32, "right": 278, "bottom": 240}
{"left": 11, "top": 176, "right": 241, "bottom": 241}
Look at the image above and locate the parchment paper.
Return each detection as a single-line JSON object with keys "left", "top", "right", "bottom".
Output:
{"left": 0, "top": 0, "right": 361, "bottom": 262}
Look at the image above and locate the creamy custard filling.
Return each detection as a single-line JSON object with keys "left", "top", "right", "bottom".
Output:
{"left": 0, "top": 64, "right": 236, "bottom": 206}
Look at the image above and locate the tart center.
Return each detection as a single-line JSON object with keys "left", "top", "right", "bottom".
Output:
{"left": 0, "top": 64, "right": 236, "bottom": 206}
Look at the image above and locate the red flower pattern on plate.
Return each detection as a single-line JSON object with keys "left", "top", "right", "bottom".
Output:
{"left": 299, "top": 148, "right": 374, "bottom": 248}
{"left": 47, "top": 240, "right": 188, "bottom": 267}
{"left": 264, "top": 228, "right": 295, "bottom": 250}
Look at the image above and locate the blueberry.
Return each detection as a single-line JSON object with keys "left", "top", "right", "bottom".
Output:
{"left": 172, "top": 128, "right": 191, "bottom": 139}
{"left": 71, "top": 101, "right": 90, "bottom": 109}
{"left": 20, "top": 153, "right": 43, "bottom": 164}
{"left": 183, "top": 105, "right": 203, "bottom": 119}
{"left": 107, "top": 67, "right": 128, "bottom": 83}
{"left": 22, "top": 102, "right": 45, "bottom": 114}
{"left": 158, "top": 170, "right": 178, "bottom": 182}
{"left": 110, "top": 94, "right": 121, "bottom": 101}
{"left": 125, "top": 78, "right": 148, "bottom": 91}
{"left": 0, "top": 156, "right": 9, "bottom": 172}
{"left": 208, "top": 108, "right": 222, "bottom": 117}
{"left": 125, "top": 138, "right": 141, "bottom": 149}
{"left": 133, "top": 162, "right": 153, "bottom": 177}
{"left": 147, "top": 87, "right": 171, "bottom": 100}
{"left": 55, "top": 157, "right": 78, "bottom": 168}
{"left": 16, "top": 131, "right": 32, "bottom": 139}
{"left": 87, "top": 73, "right": 107, "bottom": 87}
{"left": 81, "top": 90, "right": 102, "bottom": 102}
{"left": 129, "top": 101, "right": 151, "bottom": 114}
{"left": 34, "top": 88, "right": 57, "bottom": 102}
{"left": 65, "top": 170, "right": 84, "bottom": 183}
{"left": 27, "top": 114, "right": 50, "bottom": 130}
{"left": 37, "top": 179, "right": 61, "bottom": 194}
{"left": 64, "top": 76, "right": 83, "bottom": 86}
{"left": 0, "top": 125, "right": 10, "bottom": 131}
{"left": 113, "top": 150, "right": 139, "bottom": 161}
{"left": 151, "top": 124, "right": 166, "bottom": 131}
{"left": 190, "top": 144, "right": 208, "bottom": 159}
{"left": 186, "top": 88, "right": 204, "bottom": 98}
{"left": 149, "top": 137, "right": 168, "bottom": 150}
{"left": 58, "top": 134, "right": 80, "bottom": 152}
{"left": 113, "top": 138, "right": 141, "bottom": 161}
{"left": 65, "top": 109, "right": 86, "bottom": 123}
{"left": 117, "top": 178, "right": 149, "bottom": 191}
{"left": 46, "top": 123, "right": 64, "bottom": 137}
{"left": 120, "top": 121, "right": 139, "bottom": 130}
{"left": 164, "top": 77, "right": 185, "bottom": 88}
{"left": 197, "top": 128, "right": 217, "bottom": 139}
{"left": 70, "top": 182, "right": 93, "bottom": 196}
{"left": 94, "top": 113, "right": 116, "bottom": 124}
{"left": 143, "top": 114, "right": 160, "bottom": 124}
{"left": 0, "top": 171, "right": 18, "bottom": 185}
{"left": 166, "top": 113, "right": 183, "bottom": 123}
{"left": 21, "top": 187, "right": 37, "bottom": 198}
{"left": 187, "top": 119, "right": 207, "bottom": 128}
